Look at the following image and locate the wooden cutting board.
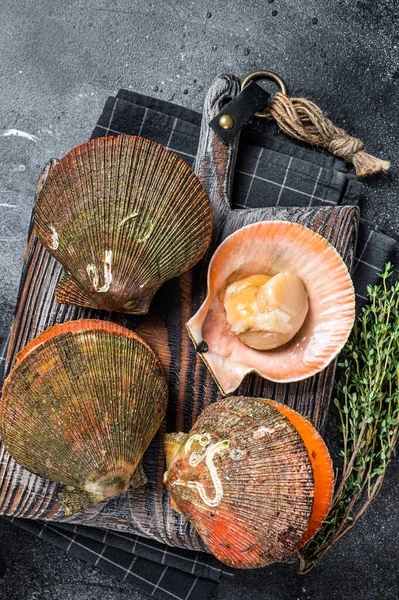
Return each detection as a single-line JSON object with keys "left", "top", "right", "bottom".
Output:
{"left": 0, "top": 75, "right": 359, "bottom": 550}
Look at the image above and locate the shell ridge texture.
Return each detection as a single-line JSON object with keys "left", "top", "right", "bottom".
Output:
{"left": 187, "top": 220, "right": 355, "bottom": 393}
{"left": 35, "top": 136, "right": 212, "bottom": 314}
{"left": 0, "top": 319, "right": 169, "bottom": 515}
{"left": 164, "top": 397, "right": 316, "bottom": 568}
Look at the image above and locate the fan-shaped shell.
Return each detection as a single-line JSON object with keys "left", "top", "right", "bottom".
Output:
{"left": 264, "top": 399, "right": 334, "bottom": 549}
{"left": 186, "top": 221, "right": 355, "bottom": 394}
{"left": 164, "top": 396, "right": 315, "bottom": 568}
{"left": 34, "top": 136, "right": 212, "bottom": 314}
{"left": 0, "top": 319, "right": 168, "bottom": 514}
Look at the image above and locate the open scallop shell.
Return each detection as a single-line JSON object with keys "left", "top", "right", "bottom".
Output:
{"left": 164, "top": 396, "right": 317, "bottom": 568}
{"left": 0, "top": 319, "right": 168, "bottom": 514}
{"left": 34, "top": 135, "right": 212, "bottom": 314}
{"left": 186, "top": 221, "right": 355, "bottom": 395}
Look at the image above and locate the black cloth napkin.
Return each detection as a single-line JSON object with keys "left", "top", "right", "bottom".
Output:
{"left": 4, "top": 88, "right": 397, "bottom": 600}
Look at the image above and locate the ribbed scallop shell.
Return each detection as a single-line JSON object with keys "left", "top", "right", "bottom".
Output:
{"left": 0, "top": 319, "right": 168, "bottom": 514}
{"left": 187, "top": 221, "right": 355, "bottom": 394}
{"left": 34, "top": 136, "right": 212, "bottom": 314}
{"left": 164, "top": 396, "right": 314, "bottom": 568}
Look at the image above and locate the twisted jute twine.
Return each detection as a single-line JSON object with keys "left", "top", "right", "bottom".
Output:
{"left": 263, "top": 93, "right": 390, "bottom": 177}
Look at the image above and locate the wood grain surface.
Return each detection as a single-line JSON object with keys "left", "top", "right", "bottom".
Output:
{"left": 0, "top": 74, "right": 359, "bottom": 550}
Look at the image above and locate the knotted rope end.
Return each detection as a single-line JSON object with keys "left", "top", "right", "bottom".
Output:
{"left": 269, "top": 93, "right": 390, "bottom": 178}
{"left": 352, "top": 151, "right": 390, "bottom": 178}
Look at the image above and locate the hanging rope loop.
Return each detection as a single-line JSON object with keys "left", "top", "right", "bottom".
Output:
{"left": 241, "top": 72, "right": 390, "bottom": 178}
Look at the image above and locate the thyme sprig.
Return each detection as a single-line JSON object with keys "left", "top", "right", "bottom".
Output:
{"left": 297, "top": 263, "right": 399, "bottom": 573}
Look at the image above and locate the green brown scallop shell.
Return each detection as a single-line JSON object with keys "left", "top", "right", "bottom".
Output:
{"left": 34, "top": 135, "right": 212, "bottom": 313}
{"left": 0, "top": 319, "right": 168, "bottom": 514}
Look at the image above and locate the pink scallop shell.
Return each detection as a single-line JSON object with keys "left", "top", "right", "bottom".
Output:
{"left": 186, "top": 221, "right": 355, "bottom": 395}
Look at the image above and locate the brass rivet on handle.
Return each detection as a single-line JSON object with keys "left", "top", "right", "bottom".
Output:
{"left": 219, "top": 114, "right": 234, "bottom": 129}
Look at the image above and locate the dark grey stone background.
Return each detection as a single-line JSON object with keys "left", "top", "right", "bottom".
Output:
{"left": 0, "top": 0, "right": 398, "bottom": 598}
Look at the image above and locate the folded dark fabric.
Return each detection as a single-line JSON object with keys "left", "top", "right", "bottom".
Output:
{"left": 7, "top": 517, "right": 231, "bottom": 600}
{"left": 353, "top": 220, "right": 397, "bottom": 304}
{"left": 94, "top": 91, "right": 362, "bottom": 211}
{"left": 4, "top": 87, "right": 397, "bottom": 600}
{"left": 92, "top": 89, "right": 394, "bottom": 309}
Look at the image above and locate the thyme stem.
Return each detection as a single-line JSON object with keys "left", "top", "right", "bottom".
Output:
{"left": 297, "top": 263, "right": 399, "bottom": 573}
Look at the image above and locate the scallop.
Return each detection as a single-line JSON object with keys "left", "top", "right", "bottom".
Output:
{"left": 0, "top": 319, "right": 168, "bottom": 515}
{"left": 186, "top": 221, "right": 355, "bottom": 395}
{"left": 34, "top": 135, "right": 212, "bottom": 314}
{"left": 164, "top": 397, "right": 333, "bottom": 568}
{"left": 224, "top": 272, "right": 309, "bottom": 350}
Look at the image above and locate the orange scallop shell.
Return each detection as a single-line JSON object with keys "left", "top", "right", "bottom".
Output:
{"left": 186, "top": 221, "right": 355, "bottom": 394}
{"left": 264, "top": 399, "right": 334, "bottom": 548}
{"left": 164, "top": 396, "right": 315, "bottom": 568}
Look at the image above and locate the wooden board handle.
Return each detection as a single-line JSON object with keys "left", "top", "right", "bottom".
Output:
{"left": 195, "top": 73, "right": 241, "bottom": 240}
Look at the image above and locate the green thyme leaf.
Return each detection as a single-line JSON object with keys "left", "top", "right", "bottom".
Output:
{"left": 298, "top": 263, "right": 399, "bottom": 573}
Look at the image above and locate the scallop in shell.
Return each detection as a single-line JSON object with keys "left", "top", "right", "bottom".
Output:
{"left": 164, "top": 396, "right": 333, "bottom": 568}
{"left": 0, "top": 319, "right": 168, "bottom": 514}
{"left": 34, "top": 135, "right": 212, "bottom": 314}
{"left": 186, "top": 221, "right": 355, "bottom": 395}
